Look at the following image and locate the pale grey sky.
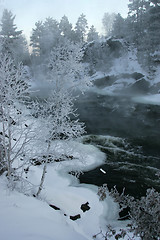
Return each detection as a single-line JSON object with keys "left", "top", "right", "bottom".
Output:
{"left": 0, "top": 0, "right": 129, "bottom": 39}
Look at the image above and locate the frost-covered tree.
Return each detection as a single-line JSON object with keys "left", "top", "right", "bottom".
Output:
{"left": 75, "top": 14, "right": 88, "bottom": 42}
{"left": 147, "top": 2, "right": 160, "bottom": 52}
{"left": 125, "top": 0, "right": 160, "bottom": 68}
{"left": 59, "top": 15, "right": 73, "bottom": 40}
{"left": 128, "top": 0, "right": 149, "bottom": 46}
{"left": 102, "top": 12, "right": 117, "bottom": 36}
{"left": 41, "top": 91, "right": 85, "bottom": 141}
{"left": 35, "top": 90, "right": 85, "bottom": 196}
{"left": 87, "top": 25, "right": 99, "bottom": 42}
{"left": 108, "top": 187, "right": 160, "bottom": 240}
{"left": 35, "top": 40, "right": 91, "bottom": 197}
{"left": 30, "top": 21, "right": 44, "bottom": 57}
{"left": 30, "top": 18, "right": 62, "bottom": 60}
{"left": 111, "top": 14, "right": 126, "bottom": 38}
{"left": 0, "top": 9, "right": 29, "bottom": 64}
{"left": 0, "top": 9, "right": 22, "bottom": 43}
{"left": 47, "top": 39, "right": 91, "bottom": 92}
{"left": 0, "top": 52, "right": 33, "bottom": 185}
{"left": 43, "top": 17, "right": 61, "bottom": 54}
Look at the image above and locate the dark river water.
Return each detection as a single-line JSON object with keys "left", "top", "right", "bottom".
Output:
{"left": 75, "top": 92, "right": 160, "bottom": 198}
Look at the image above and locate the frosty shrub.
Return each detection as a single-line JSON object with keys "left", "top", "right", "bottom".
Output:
{"left": 97, "top": 184, "right": 108, "bottom": 201}
{"left": 36, "top": 90, "right": 85, "bottom": 142}
{"left": 0, "top": 53, "right": 34, "bottom": 188}
{"left": 96, "top": 185, "right": 160, "bottom": 240}
{"left": 110, "top": 187, "right": 160, "bottom": 240}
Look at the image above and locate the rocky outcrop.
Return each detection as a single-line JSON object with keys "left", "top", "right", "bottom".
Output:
{"left": 126, "top": 78, "right": 150, "bottom": 94}
{"left": 93, "top": 72, "right": 150, "bottom": 95}
{"left": 80, "top": 202, "right": 90, "bottom": 212}
{"left": 48, "top": 202, "right": 91, "bottom": 221}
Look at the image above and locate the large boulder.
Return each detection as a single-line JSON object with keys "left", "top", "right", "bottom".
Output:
{"left": 127, "top": 78, "right": 150, "bottom": 95}
{"left": 94, "top": 75, "right": 116, "bottom": 88}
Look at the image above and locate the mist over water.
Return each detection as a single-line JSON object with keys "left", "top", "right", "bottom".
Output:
{"left": 76, "top": 90, "right": 160, "bottom": 198}
{"left": 29, "top": 73, "right": 160, "bottom": 199}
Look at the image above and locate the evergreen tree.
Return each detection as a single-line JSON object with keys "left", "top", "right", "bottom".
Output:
{"left": 0, "top": 9, "right": 29, "bottom": 64}
{"left": 30, "top": 21, "right": 45, "bottom": 57}
{"left": 30, "top": 18, "right": 62, "bottom": 59}
{"left": 102, "top": 12, "right": 116, "bottom": 36}
{"left": 75, "top": 14, "right": 88, "bottom": 42}
{"left": 147, "top": 2, "right": 160, "bottom": 52}
{"left": 127, "top": 0, "right": 149, "bottom": 46}
{"left": 127, "top": 0, "right": 160, "bottom": 67}
{"left": 87, "top": 25, "right": 99, "bottom": 42}
{"left": 43, "top": 17, "right": 61, "bottom": 55}
{"left": 111, "top": 14, "right": 126, "bottom": 38}
{"left": 0, "top": 9, "right": 22, "bottom": 43}
{"left": 59, "top": 15, "right": 73, "bottom": 40}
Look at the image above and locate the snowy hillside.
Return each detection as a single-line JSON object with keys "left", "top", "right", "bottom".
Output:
{"left": 0, "top": 140, "right": 121, "bottom": 240}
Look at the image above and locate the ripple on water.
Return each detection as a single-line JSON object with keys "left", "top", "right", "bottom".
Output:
{"left": 80, "top": 135, "right": 160, "bottom": 198}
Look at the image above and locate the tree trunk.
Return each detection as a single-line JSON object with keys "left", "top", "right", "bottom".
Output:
{"left": 36, "top": 161, "right": 47, "bottom": 197}
{"left": 36, "top": 141, "right": 51, "bottom": 197}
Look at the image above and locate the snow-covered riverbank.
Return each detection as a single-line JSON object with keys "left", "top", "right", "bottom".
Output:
{"left": 0, "top": 140, "right": 120, "bottom": 240}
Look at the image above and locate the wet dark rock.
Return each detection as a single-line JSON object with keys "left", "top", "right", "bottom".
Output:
{"left": 31, "top": 154, "right": 75, "bottom": 166}
{"left": 150, "top": 82, "right": 160, "bottom": 94}
{"left": 0, "top": 166, "right": 7, "bottom": 176}
{"left": 131, "top": 72, "right": 144, "bottom": 80}
{"left": 106, "top": 38, "right": 124, "bottom": 58}
{"left": 49, "top": 204, "right": 60, "bottom": 211}
{"left": 70, "top": 214, "right": 81, "bottom": 221}
{"left": 54, "top": 155, "right": 74, "bottom": 162}
{"left": 81, "top": 202, "right": 90, "bottom": 212}
{"left": 31, "top": 158, "right": 44, "bottom": 166}
{"left": 11, "top": 118, "right": 16, "bottom": 125}
{"left": 93, "top": 72, "right": 145, "bottom": 90}
{"left": 94, "top": 75, "right": 116, "bottom": 88}
{"left": 24, "top": 167, "right": 29, "bottom": 174}
{"left": 127, "top": 78, "right": 150, "bottom": 94}
{"left": 0, "top": 132, "right": 9, "bottom": 138}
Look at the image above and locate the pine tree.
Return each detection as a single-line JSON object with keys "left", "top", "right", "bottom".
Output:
{"left": 87, "top": 25, "right": 99, "bottom": 42}
{"left": 59, "top": 15, "right": 73, "bottom": 40}
{"left": 30, "top": 21, "right": 44, "bottom": 57}
{"left": 0, "top": 9, "right": 22, "bottom": 42}
{"left": 128, "top": 0, "right": 149, "bottom": 46}
{"left": 111, "top": 14, "right": 126, "bottom": 38}
{"left": 102, "top": 12, "right": 116, "bottom": 36}
{"left": 43, "top": 17, "right": 61, "bottom": 53}
{"left": 30, "top": 18, "right": 62, "bottom": 59}
{"left": 147, "top": 2, "right": 160, "bottom": 52}
{"left": 75, "top": 14, "right": 88, "bottom": 42}
{"left": 0, "top": 9, "right": 29, "bottom": 64}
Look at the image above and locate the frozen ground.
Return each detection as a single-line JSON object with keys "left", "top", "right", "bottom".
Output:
{"left": 0, "top": 140, "right": 122, "bottom": 240}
